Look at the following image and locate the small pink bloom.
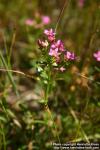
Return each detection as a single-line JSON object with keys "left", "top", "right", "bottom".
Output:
{"left": 56, "top": 40, "right": 65, "bottom": 52}
{"left": 44, "top": 29, "right": 55, "bottom": 36}
{"left": 64, "top": 51, "right": 76, "bottom": 60}
{"left": 78, "top": 0, "right": 85, "bottom": 8}
{"left": 50, "top": 40, "right": 65, "bottom": 52}
{"left": 49, "top": 48, "right": 59, "bottom": 57}
{"left": 49, "top": 46, "right": 61, "bottom": 63}
{"left": 49, "top": 41, "right": 63, "bottom": 57}
{"left": 48, "top": 36, "right": 55, "bottom": 42}
{"left": 44, "top": 28, "right": 56, "bottom": 42}
{"left": 59, "top": 67, "right": 66, "bottom": 72}
{"left": 42, "top": 16, "right": 51, "bottom": 25}
{"left": 38, "top": 39, "right": 49, "bottom": 48}
{"left": 93, "top": 50, "right": 100, "bottom": 61}
{"left": 25, "top": 19, "right": 34, "bottom": 26}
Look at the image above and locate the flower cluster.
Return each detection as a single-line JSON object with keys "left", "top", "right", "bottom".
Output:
{"left": 93, "top": 50, "right": 100, "bottom": 61}
{"left": 38, "top": 28, "right": 76, "bottom": 72}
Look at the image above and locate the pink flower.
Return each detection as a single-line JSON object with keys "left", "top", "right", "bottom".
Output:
{"left": 42, "top": 16, "right": 51, "bottom": 25}
{"left": 49, "top": 40, "right": 64, "bottom": 57}
{"left": 49, "top": 48, "right": 59, "bottom": 57}
{"left": 49, "top": 48, "right": 58, "bottom": 56}
{"left": 59, "top": 67, "right": 66, "bottom": 72}
{"left": 52, "top": 40, "right": 65, "bottom": 52}
{"left": 25, "top": 19, "right": 34, "bottom": 26}
{"left": 49, "top": 45, "right": 61, "bottom": 62}
{"left": 93, "top": 50, "right": 100, "bottom": 61}
{"left": 78, "top": 0, "right": 85, "bottom": 8}
{"left": 64, "top": 51, "right": 76, "bottom": 60}
{"left": 48, "top": 36, "right": 55, "bottom": 42}
{"left": 44, "top": 29, "right": 55, "bottom": 36}
{"left": 44, "top": 28, "right": 56, "bottom": 42}
{"left": 38, "top": 39, "right": 49, "bottom": 48}
{"left": 49, "top": 40, "right": 64, "bottom": 59}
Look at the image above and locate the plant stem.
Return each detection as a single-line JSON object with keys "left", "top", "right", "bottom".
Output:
{"left": 44, "top": 68, "right": 62, "bottom": 150}
{"left": 45, "top": 104, "right": 62, "bottom": 150}
{"left": 45, "top": 72, "right": 51, "bottom": 105}
{"left": 0, "top": 121, "right": 6, "bottom": 150}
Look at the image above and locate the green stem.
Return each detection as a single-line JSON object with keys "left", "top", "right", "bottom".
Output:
{"left": 45, "top": 77, "right": 50, "bottom": 105}
{"left": 44, "top": 68, "right": 62, "bottom": 150}
{"left": 0, "top": 121, "right": 6, "bottom": 150}
{"left": 8, "top": 32, "right": 16, "bottom": 64}
{"left": 45, "top": 104, "right": 62, "bottom": 150}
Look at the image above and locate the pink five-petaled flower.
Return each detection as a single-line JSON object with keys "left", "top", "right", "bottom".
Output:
{"left": 49, "top": 40, "right": 64, "bottom": 62}
{"left": 49, "top": 47, "right": 60, "bottom": 62}
{"left": 42, "top": 16, "right": 51, "bottom": 25}
{"left": 44, "top": 28, "right": 56, "bottom": 42}
{"left": 59, "top": 67, "right": 66, "bottom": 72}
{"left": 51, "top": 40, "right": 65, "bottom": 52}
{"left": 64, "top": 51, "right": 76, "bottom": 60}
{"left": 49, "top": 47, "right": 59, "bottom": 58}
{"left": 93, "top": 50, "right": 100, "bottom": 61}
{"left": 48, "top": 40, "right": 65, "bottom": 59}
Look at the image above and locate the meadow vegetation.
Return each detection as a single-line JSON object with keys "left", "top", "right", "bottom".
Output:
{"left": 0, "top": 0, "right": 100, "bottom": 149}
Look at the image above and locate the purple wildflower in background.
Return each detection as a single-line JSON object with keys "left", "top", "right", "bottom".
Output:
{"left": 78, "top": 0, "right": 85, "bottom": 8}
{"left": 93, "top": 50, "right": 100, "bottom": 61}
{"left": 42, "top": 16, "right": 51, "bottom": 25}
{"left": 25, "top": 19, "right": 34, "bottom": 26}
